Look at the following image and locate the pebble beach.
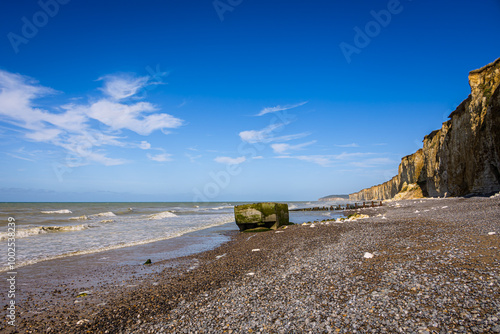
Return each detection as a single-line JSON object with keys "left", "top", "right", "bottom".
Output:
{"left": 3, "top": 196, "right": 500, "bottom": 333}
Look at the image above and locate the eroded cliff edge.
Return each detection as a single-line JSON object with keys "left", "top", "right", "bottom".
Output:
{"left": 350, "top": 58, "right": 500, "bottom": 201}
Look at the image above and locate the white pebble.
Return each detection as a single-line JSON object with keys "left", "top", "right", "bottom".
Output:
{"left": 488, "top": 232, "right": 496, "bottom": 235}
{"left": 252, "top": 249, "right": 260, "bottom": 252}
{"left": 364, "top": 252, "right": 374, "bottom": 259}
{"left": 246, "top": 272, "right": 255, "bottom": 276}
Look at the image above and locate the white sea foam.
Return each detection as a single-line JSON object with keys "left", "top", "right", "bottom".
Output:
{"left": 41, "top": 209, "right": 72, "bottom": 214}
{"left": 89, "top": 212, "right": 116, "bottom": 219}
{"left": 210, "top": 206, "right": 233, "bottom": 210}
{"left": 148, "top": 211, "right": 178, "bottom": 219}
{"left": 69, "top": 215, "right": 88, "bottom": 220}
{"left": 0, "top": 223, "right": 91, "bottom": 241}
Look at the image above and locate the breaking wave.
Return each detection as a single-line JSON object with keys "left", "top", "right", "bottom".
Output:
{"left": 41, "top": 209, "right": 72, "bottom": 214}
{"left": 210, "top": 206, "right": 233, "bottom": 210}
{"left": 148, "top": 211, "right": 178, "bottom": 220}
{"left": 89, "top": 212, "right": 116, "bottom": 218}
{"left": 0, "top": 223, "right": 91, "bottom": 241}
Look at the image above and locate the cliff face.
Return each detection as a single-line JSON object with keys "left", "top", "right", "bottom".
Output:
{"left": 350, "top": 58, "right": 500, "bottom": 201}
{"left": 350, "top": 149, "right": 425, "bottom": 201}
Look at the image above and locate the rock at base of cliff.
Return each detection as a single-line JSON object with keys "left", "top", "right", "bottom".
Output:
{"left": 393, "top": 183, "right": 424, "bottom": 200}
{"left": 234, "top": 202, "right": 289, "bottom": 232}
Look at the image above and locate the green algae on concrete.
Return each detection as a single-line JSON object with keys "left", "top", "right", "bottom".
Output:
{"left": 234, "top": 202, "right": 289, "bottom": 231}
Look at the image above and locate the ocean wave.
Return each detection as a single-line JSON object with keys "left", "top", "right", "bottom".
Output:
{"left": 0, "top": 223, "right": 91, "bottom": 241}
{"left": 41, "top": 209, "right": 72, "bottom": 214}
{"left": 69, "top": 215, "right": 88, "bottom": 220}
{"left": 89, "top": 212, "right": 116, "bottom": 219}
{"left": 148, "top": 211, "right": 178, "bottom": 219}
{"left": 288, "top": 204, "right": 298, "bottom": 210}
{"left": 210, "top": 206, "right": 233, "bottom": 210}
{"left": 0, "top": 215, "right": 235, "bottom": 272}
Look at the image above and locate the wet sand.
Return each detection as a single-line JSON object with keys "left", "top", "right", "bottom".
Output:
{"left": 2, "top": 196, "right": 500, "bottom": 333}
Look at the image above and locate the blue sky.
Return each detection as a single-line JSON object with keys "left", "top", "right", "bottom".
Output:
{"left": 0, "top": 0, "right": 499, "bottom": 202}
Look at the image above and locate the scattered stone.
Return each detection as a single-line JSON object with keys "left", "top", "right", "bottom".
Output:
{"left": 363, "top": 252, "right": 374, "bottom": 259}
{"left": 10, "top": 196, "right": 500, "bottom": 334}
{"left": 76, "top": 291, "right": 90, "bottom": 298}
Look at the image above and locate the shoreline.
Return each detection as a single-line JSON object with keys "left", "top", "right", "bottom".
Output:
{"left": 2, "top": 196, "right": 499, "bottom": 333}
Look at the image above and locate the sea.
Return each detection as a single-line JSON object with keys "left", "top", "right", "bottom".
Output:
{"left": 0, "top": 201, "right": 347, "bottom": 272}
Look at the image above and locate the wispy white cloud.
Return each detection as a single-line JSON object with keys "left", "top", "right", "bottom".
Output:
{"left": 350, "top": 157, "right": 395, "bottom": 168}
{"left": 276, "top": 155, "right": 333, "bottom": 167}
{"left": 252, "top": 156, "right": 264, "bottom": 159}
{"left": 0, "top": 69, "right": 182, "bottom": 166}
{"left": 256, "top": 101, "right": 308, "bottom": 116}
{"left": 335, "top": 143, "right": 359, "bottom": 148}
{"left": 98, "top": 74, "right": 149, "bottom": 100}
{"left": 275, "top": 152, "right": 393, "bottom": 168}
{"left": 239, "top": 123, "right": 309, "bottom": 144}
{"left": 86, "top": 152, "right": 127, "bottom": 166}
{"left": 4, "top": 152, "right": 35, "bottom": 162}
{"left": 86, "top": 99, "right": 182, "bottom": 135}
{"left": 186, "top": 153, "right": 202, "bottom": 163}
{"left": 214, "top": 156, "right": 246, "bottom": 165}
{"left": 139, "top": 141, "right": 151, "bottom": 150}
{"left": 271, "top": 141, "right": 316, "bottom": 154}
{"left": 147, "top": 153, "right": 172, "bottom": 162}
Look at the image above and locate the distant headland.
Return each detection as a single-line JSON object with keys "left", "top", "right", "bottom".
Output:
{"left": 318, "top": 194, "right": 350, "bottom": 201}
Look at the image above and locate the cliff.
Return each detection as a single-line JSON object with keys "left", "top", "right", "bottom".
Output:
{"left": 350, "top": 57, "right": 500, "bottom": 201}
